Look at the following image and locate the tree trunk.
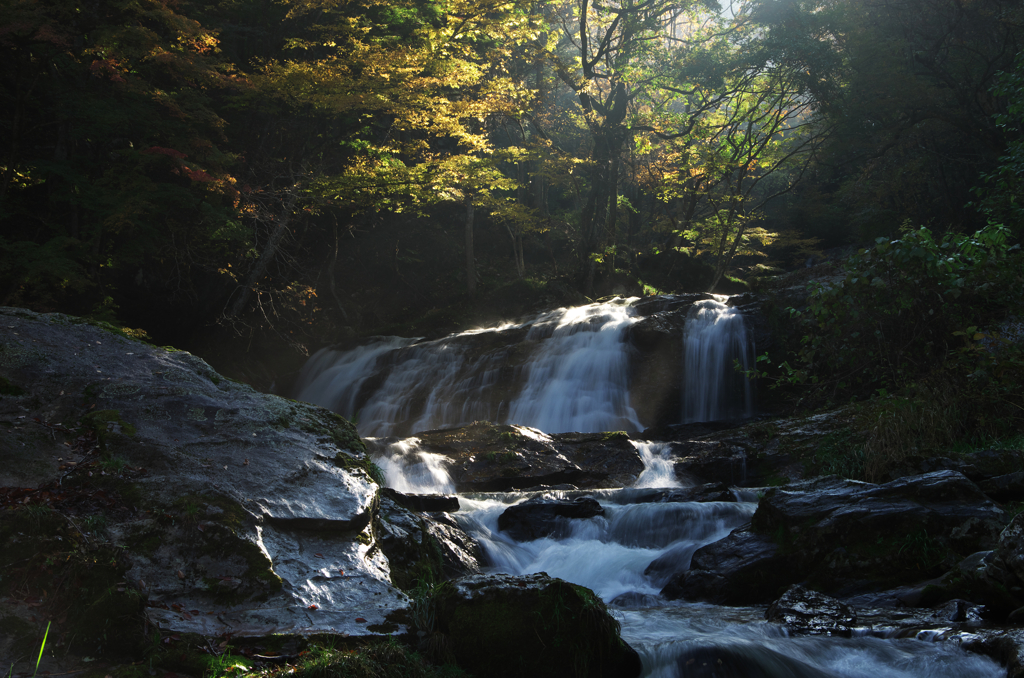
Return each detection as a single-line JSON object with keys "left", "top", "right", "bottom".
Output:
{"left": 465, "top": 199, "right": 476, "bottom": 294}
{"left": 225, "top": 188, "right": 298, "bottom": 318}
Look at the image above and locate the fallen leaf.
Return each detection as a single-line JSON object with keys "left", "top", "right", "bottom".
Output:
{"left": 355, "top": 618, "right": 367, "bottom": 623}
{"left": 177, "top": 570, "right": 185, "bottom": 580}
{"left": 308, "top": 604, "right": 319, "bottom": 610}
{"left": 314, "top": 553, "right": 324, "bottom": 558}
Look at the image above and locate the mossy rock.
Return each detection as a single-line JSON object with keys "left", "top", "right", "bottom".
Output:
{"left": 433, "top": 573, "right": 640, "bottom": 678}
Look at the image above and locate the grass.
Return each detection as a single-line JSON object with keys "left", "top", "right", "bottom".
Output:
{"left": 7, "top": 621, "right": 50, "bottom": 678}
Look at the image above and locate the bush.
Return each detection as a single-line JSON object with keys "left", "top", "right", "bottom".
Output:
{"left": 780, "top": 222, "right": 1019, "bottom": 396}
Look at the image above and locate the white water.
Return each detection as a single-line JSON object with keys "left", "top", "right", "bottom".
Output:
{"left": 505, "top": 300, "right": 643, "bottom": 433}
{"left": 306, "top": 297, "right": 998, "bottom": 677}
{"left": 634, "top": 442, "right": 684, "bottom": 489}
{"left": 681, "top": 297, "right": 755, "bottom": 423}
{"left": 295, "top": 299, "right": 643, "bottom": 436}
{"left": 369, "top": 439, "right": 1002, "bottom": 678}
{"left": 373, "top": 438, "right": 456, "bottom": 495}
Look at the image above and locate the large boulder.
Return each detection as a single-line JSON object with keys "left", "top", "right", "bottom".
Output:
{"left": 431, "top": 573, "right": 642, "bottom": 678}
{"left": 664, "top": 471, "right": 1009, "bottom": 605}
{"left": 937, "top": 513, "right": 1024, "bottom": 617}
{"left": 382, "top": 422, "right": 644, "bottom": 492}
{"left": 0, "top": 307, "right": 410, "bottom": 654}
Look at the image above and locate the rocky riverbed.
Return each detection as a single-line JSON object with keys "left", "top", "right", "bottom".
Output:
{"left": 3, "top": 306, "right": 1024, "bottom": 677}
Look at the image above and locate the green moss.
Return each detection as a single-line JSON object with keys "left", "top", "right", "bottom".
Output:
{"left": 435, "top": 580, "right": 631, "bottom": 678}
{"left": 81, "top": 409, "right": 137, "bottom": 448}
{"left": 601, "top": 431, "right": 629, "bottom": 441}
{"left": 330, "top": 414, "right": 367, "bottom": 453}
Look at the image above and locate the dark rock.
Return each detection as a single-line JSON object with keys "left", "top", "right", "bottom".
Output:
{"left": 670, "top": 439, "right": 751, "bottom": 485}
{"left": 669, "top": 471, "right": 1008, "bottom": 605}
{"left": 626, "top": 482, "right": 738, "bottom": 504}
{"left": 375, "top": 495, "right": 482, "bottom": 590}
{"left": 433, "top": 573, "right": 642, "bottom": 678}
{"left": 0, "top": 307, "right": 410, "bottom": 640}
{"left": 498, "top": 494, "right": 605, "bottom": 541}
{"left": 380, "top": 487, "right": 459, "bottom": 513}
{"left": 673, "top": 644, "right": 833, "bottom": 678}
{"left": 608, "top": 592, "right": 661, "bottom": 609}
{"left": 643, "top": 542, "right": 700, "bottom": 587}
{"left": 411, "top": 422, "right": 644, "bottom": 492}
{"left": 662, "top": 528, "right": 795, "bottom": 604}
{"left": 980, "top": 472, "right": 1024, "bottom": 502}
{"left": 764, "top": 584, "right": 857, "bottom": 636}
{"left": 958, "top": 630, "right": 1024, "bottom": 678}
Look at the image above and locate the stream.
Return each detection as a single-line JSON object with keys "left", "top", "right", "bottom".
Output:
{"left": 294, "top": 297, "right": 1005, "bottom": 677}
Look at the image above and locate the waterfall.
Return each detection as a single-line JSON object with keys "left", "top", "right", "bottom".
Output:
{"left": 633, "top": 442, "right": 684, "bottom": 489}
{"left": 681, "top": 297, "right": 755, "bottom": 423}
{"left": 294, "top": 298, "right": 642, "bottom": 436}
{"left": 372, "top": 437, "right": 456, "bottom": 495}
{"left": 504, "top": 300, "right": 642, "bottom": 434}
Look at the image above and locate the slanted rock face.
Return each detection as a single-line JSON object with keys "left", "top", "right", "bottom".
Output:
{"left": 375, "top": 491, "right": 483, "bottom": 590}
{"left": 432, "top": 573, "right": 642, "bottom": 678}
{"left": 665, "top": 471, "right": 1009, "bottom": 605}
{"left": 0, "top": 307, "right": 409, "bottom": 643}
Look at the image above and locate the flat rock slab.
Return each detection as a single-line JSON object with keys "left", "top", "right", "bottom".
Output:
{"left": 0, "top": 307, "right": 410, "bottom": 640}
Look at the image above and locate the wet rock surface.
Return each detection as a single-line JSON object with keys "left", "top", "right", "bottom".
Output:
{"left": 0, "top": 307, "right": 409, "bottom": 642}
{"left": 765, "top": 585, "right": 858, "bottom": 636}
{"left": 404, "top": 422, "right": 644, "bottom": 491}
{"left": 380, "top": 487, "right": 460, "bottom": 513}
{"left": 433, "top": 572, "right": 642, "bottom": 678}
{"left": 375, "top": 493, "right": 483, "bottom": 590}
{"left": 667, "top": 470, "right": 1009, "bottom": 605}
{"left": 497, "top": 494, "right": 605, "bottom": 541}
{"left": 662, "top": 527, "right": 795, "bottom": 604}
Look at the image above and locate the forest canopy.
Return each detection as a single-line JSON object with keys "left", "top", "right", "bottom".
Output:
{"left": 1, "top": 0, "right": 1021, "bottom": 361}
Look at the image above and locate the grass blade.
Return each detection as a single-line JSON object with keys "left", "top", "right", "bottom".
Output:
{"left": 32, "top": 621, "right": 50, "bottom": 678}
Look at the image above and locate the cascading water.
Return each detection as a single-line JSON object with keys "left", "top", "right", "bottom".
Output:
{"left": 369, "top": 439, "right": 1001, "bottom": 677}
{"left": 300, "top": 296, "right": 999, "bottom": 677}
{"left": 681, "top": 296, "right": 755, "bottom": 423}
{"left": 294, "top": 298, "right": 643, "bottom": 437}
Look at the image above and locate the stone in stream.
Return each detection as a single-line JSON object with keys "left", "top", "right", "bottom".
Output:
{"left": 764, "top": 584, "right": 858, "bottom": 636}
{"left": 431, "top": 572, "right": 642, "bottom": 678}
{"left": 497, "top": 494, "right": 605, "bottom": 541}
{"left": 931, "top": 513, "right": 1024, "bottom": 617}
{"left": 664, "top": 470, "right": 1010, "bottom": 605}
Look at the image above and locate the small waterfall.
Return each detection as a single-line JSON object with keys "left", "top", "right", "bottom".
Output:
{"left": 681, "top": 297, "right": 755, "bottom": 423}
{"left": 633, "top": 442, "right": 684, "bottom": 489}
{"left": 372, "top": 438, "right": 456, "bottom": 495}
